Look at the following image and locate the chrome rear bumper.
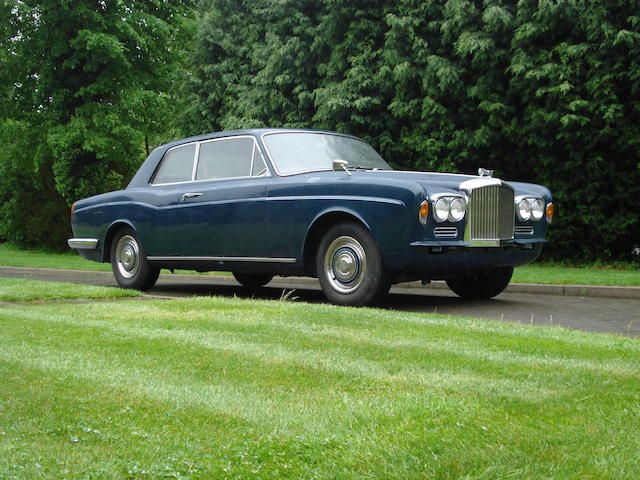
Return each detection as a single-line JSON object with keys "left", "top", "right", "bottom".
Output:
{"left": 67, "top": 238, "right": 98, "bottom": 249}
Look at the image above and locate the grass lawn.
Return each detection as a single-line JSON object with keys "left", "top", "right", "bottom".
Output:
{"left": 0, "top": 277, "right": 140, "bottom": 302}
{"left": 0, "top": 243, "right": 110, "bottom": 272}
{"left": 1, "top": 242, "right": 639, "bottom": 286}
{"left": 512, "top": 264, "right": 640, "bottom": 286}
{"left": 1, "top": 291, "right": 638, "bottom": 479}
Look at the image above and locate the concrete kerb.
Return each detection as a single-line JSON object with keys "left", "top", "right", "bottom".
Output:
{"left": 268, "top": 276, "right": 640, "bottom": 300}
{"left": 0, "top": 265, "right": 638, "bottom": 300}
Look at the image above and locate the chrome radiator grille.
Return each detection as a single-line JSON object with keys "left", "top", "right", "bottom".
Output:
{"left": 467, "top": 184, "right": 514, "bottom": 242}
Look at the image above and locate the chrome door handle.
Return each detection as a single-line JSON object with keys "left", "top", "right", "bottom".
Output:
{"left": 181, "top": 192, "right": 203, "bottom": 201}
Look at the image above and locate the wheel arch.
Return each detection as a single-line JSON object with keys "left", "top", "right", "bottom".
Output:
{"left": 101, "top": 220, "right": 137, "bottom": 262}
{"left": 302, "top": 209, "right": 371, "bottom": 276}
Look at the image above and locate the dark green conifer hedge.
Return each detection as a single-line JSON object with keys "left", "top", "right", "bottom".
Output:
{"left": 185, "top": 0, "right": 640, "bottom": 260}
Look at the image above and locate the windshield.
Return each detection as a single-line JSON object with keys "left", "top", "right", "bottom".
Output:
{"left": 263, "top": 132, "right": 392, "bottom": 175}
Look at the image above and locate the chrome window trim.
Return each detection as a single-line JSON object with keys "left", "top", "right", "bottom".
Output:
{"left": 150, "top": 141, "right": 198, "bottom": 186}
{"left": 191, "top": 141, "right": 200, "bottom": 181}
{"left": 147, "top": 256, "right": 296, "bottom": 264}
{"left": 194, "top": 135, "right": 263, "bottom": 182}
{"left": 249, "top": 141, "right": 256, "bottom": 175}
{"left": 149, "top": 135, "right": 270, "bottom": 187}
{"left": 260, "top": 131, "right": 388, "bottom": 177}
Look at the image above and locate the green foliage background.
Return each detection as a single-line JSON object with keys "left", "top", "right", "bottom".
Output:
{"left": 184, "top": 0, "right": 640, "bottom": 261}
{"left": 1, "top": 0, "right": 639, "bottom": 261}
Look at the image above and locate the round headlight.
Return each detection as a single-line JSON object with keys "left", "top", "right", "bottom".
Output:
{"left": 531, "top": 198, "right": 544, "bottom": 221}
{"left": 449, "top": 197, "right": 466, "bottom": 221}
{"left": 433, "top": 197, "right": 450, "bottom": 222}
{"left": 517, "top": 198, "right": 531, "bottom": 221}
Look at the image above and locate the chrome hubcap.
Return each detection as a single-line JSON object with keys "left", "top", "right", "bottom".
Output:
{"left": 324, "top": 236, "right": 367, "bottom": 294}
{"left": 115, "top": 235, "right": 140, "bottom": 279}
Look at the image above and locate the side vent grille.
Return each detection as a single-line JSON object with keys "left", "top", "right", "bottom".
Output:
{"left": 434, "top": 226, "right": 458, "bottom": 238}
{"left": 515, "top": 225, "right": 534, "bottom": 235}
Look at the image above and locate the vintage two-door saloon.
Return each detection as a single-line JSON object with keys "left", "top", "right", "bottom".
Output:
{"left": 69, "top": 129, "right": 553, "bottom": 306}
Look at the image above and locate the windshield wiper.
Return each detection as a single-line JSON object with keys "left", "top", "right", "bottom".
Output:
{"left": 346, "top": 165, "right": 375, "bottom": 171}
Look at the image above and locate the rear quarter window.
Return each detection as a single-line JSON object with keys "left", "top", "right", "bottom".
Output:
{"left": 151, "top": 143, "right": 196, "bottom": 184}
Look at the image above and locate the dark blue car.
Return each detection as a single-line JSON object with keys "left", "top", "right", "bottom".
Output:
{"left": 69, "top": 129, "right": 553, "bottom": 306}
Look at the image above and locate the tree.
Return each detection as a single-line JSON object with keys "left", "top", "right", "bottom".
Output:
{"left": 0, "top": 0, "right": 194, "bottom": 248}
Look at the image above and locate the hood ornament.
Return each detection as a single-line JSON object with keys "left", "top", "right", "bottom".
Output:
{"left": 478, "top": 168, "right": 494, "bottom": 177}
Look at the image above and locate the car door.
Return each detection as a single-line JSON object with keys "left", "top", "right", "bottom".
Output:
{"left": 150, "top": 136, "right": 269, "bottom": 258}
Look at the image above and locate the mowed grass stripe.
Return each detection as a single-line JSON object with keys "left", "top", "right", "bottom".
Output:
{"left": 3, "top": 309, "right": 564, "bottom": 407}
{"left": 1, "top": 296, "right": 639, "bottom": 478}
{"left": 2, "top": 309, "right": 636, "bottom": 408}
{"left": 5, "top": 296, "right": 638, "bottom": 375}
{"left": 2, "top": 299, "right": 638, "bottom": 409}
{"left": 0, "top": 359, "right": 331, "bottom": 479}
{"left": 0, "top": 357, "right": 574, "bottom": 480}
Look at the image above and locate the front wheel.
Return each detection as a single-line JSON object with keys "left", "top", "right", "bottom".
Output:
{"left": 110, "top": 227, "right": 160, "bottom": 290}
{"left": 445, "top": 266, "right": 513, "bottom": 299}
{"left": 316, "top": 222, "right": 389, "bottom": 306}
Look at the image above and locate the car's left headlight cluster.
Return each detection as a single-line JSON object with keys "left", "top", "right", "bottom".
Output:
{"left": 515, "top": 196, "right": 545, "bottom": 221}
{"left": 432, "top": 195, "right": 466, "bottom": 222}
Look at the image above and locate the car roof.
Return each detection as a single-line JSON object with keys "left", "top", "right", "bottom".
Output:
{"left": 161, "top": 128, "right": 361, "bottom": 150}
{"left": 126, "top": 128, "right": 362, "bottom": 189}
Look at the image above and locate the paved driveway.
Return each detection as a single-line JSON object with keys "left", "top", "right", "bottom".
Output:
{"left": 1, "top": 266, "right": 638, "bottom": 337}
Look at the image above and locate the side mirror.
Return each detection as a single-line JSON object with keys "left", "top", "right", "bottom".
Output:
{"left": 332, "top": 159, "right": 351, "bottom": 176}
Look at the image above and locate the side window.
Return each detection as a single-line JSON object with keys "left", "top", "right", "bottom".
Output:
{"left": 196, "top": 137, "right": 254, "bottom": 181}
{"left": 251, "top": 144, "right": 268, "bottom": 176}
{"left": 152, "top": 143, "right": 196, "bottom": 184}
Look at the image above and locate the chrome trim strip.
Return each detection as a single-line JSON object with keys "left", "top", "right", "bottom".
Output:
{"left": 191, "top": 140, "right": 200, "bottom": 181}
{"left": 147, "top": 256, "right": 296, "bottom": 264}
{"left": 266, "top": 195, "right": 404, "bottom": 207}
{"left": 459, "top": 177, "right": 505, "bottom": 192}
{"left": 68, "top": 238, "right": 99, "bottom": 249}
{"left": 73, "top": 195, "right": 404, "bottom": 214}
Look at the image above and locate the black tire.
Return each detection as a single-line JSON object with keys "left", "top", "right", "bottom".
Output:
{"left": 232, "top": 272, "right": 273, "bottom": 289}
{"left": 445, "top": 266, "right": 514, "bottom": 299}
{"left": 110, "top": 227, "right": 160, "bottom": 290}
{"left": 316, "top": 222, "right": 388, "bottom": 306}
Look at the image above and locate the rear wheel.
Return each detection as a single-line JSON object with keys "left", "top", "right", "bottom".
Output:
{"left": 316, "top": 222, "right": 388, "bottom": 306}
{"left": 232, "top": 272, "right": 273, "bottom": 289}
{"left": 110, "top": 227, "right": 159, "bottom": 290}
{"left": 445, "top": 266, "right": 513, "bottom": 299}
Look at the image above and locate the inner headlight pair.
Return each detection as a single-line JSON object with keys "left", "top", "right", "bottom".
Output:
{"left": 516, "top": 197, "right": 544, "bottom": 221}
{"left": 432, "top": 195, "right": 466, "bottom": 222}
